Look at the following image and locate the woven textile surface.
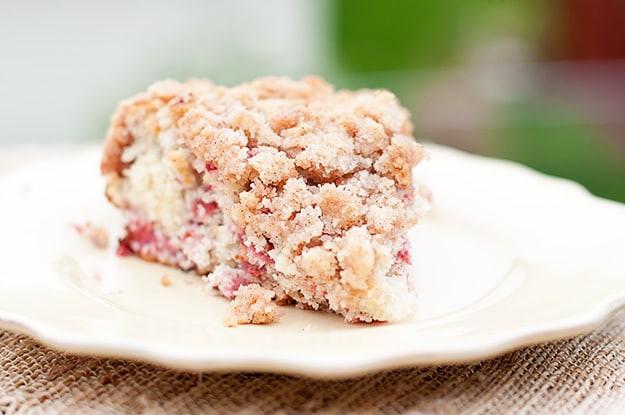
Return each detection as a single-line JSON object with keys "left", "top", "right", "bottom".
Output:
{"left": 1, "top": 308, "right": 625, "bottom": 414}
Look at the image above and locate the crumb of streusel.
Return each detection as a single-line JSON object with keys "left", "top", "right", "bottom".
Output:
{"left": 224, "top": 284, "right": 279, "bottom": 327}
{"left": 160, "top": 275, "right": 172, "bottom": 287}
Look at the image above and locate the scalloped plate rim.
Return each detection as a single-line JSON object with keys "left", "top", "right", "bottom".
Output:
{"left": 0, "top": 144, "right": 624, "bottom": 378}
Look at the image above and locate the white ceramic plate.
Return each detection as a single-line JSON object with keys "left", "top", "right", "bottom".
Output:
{"left": 1, "top": 144, "right": 624, "bottom": 378}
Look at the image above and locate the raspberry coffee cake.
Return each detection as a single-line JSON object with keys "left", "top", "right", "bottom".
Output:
{"left": 101, "top": 76, "right": 429, "bottom": 323}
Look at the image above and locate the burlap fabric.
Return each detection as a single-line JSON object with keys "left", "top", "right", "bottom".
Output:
{"left": 0, "top": 308, "right": 624, "bottom": 414}
{"left": 3, "top": 150, "right": 625, "bottom": 414}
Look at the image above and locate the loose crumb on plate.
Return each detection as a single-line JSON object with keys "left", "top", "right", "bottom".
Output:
{"left": 72, "top": 222, "right": 109, "bottom": 249}
{"left": 160, "top": 275, "right": 172, "bottom": 287}
{"left": 224, "top": 283, "right": 279, "bottom": 327}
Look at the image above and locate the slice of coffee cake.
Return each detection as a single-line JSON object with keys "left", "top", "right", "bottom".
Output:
{"left": 101, "top": 76, "right": 428, "bottom": 322}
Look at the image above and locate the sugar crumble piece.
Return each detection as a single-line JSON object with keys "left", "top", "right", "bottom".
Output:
{"left": 224, "top": 284, "right": 279, "bottom": 327}
{"left": 160, "top": 274, "right": 172, "bottom": 287}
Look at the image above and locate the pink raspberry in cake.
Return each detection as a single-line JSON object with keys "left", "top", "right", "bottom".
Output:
{"left": 101, "top": 76, "right": 429, "bottom": 323}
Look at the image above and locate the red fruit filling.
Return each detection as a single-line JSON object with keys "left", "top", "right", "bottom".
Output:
{"left": 116, "top": 240, "right": 133, "bottom": 256}
{"left": 397, "top": 238, "right": 412, "bottom": 265}
{"left": 220, "top": 265, "right": 265, "bottom": 299}
{"left": 241, "top": 261, "right": 263, "bottom": 279}
{"left": 245, "top": 243, "right": 274, "bottom": 266}
{"left": 192, "top": 199, "right": 219, "bottom": 220}
{"left": 116, "top": 220, "right": 177, "bottom": 258}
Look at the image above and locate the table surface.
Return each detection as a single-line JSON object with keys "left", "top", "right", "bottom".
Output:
{"left": 2, "top": 147, "right": 625, "bottom": 414}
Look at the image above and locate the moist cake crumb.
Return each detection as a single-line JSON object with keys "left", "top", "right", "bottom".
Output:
{"left": 224, "top": 284, "right": 279, "bottom": 327}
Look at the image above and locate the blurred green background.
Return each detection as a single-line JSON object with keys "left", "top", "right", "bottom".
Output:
{"left": 1, "top": 0, "right": 624, "bottom": 201}
{"left": 331, "top": 0, "right": 625, "bottom": 202}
